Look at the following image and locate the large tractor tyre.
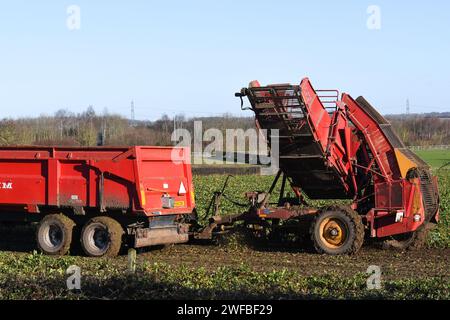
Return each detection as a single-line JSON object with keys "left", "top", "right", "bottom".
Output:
{"left": 80, "top": 216, "right": 124, "bottom": 257}
{"left": 36, "top": 214, "right": 75, "bottom": 256}
{"left": 381, "top": 223, "right": 433, "bottom": 251}
{"left": 310, "top": 206, "right": 364, "bottom": 255}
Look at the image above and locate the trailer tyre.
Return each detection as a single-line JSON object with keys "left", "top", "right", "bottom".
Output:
{"left": 310, "top": 206, "right": 364, "bottom": 255}
{"left": 81, "top": 216, "right": 124, "bottom": 257}
{"left": 37, "top": 214, "right": 75, "bottom": 256}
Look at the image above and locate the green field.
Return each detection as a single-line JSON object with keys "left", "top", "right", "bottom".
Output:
{"left": 0, "top": 149, "right": 448, "bottom": 300}
{"left": 415, "top": 149, "right": 450, "bottom": 169}
{"left": 0, "top": 171, "right": 447, "bottom": 299}
{"left": 0, "top": 250, "right": 447, "bottom": 300}
{"left": 413, "top": 149, "right": 449, "bottom": 247}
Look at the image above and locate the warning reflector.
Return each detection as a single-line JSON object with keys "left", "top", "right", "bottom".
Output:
{"left": 178, "top": 182, "right": 186, "bottom": 195}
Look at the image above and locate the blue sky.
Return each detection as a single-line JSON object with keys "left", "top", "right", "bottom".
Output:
{"left": 0, "top": 0, "right": 449, "bottom": 120}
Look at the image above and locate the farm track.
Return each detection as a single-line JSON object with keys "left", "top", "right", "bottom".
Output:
{"left": 1, "top": 225, "right": 448, "bottom": 282}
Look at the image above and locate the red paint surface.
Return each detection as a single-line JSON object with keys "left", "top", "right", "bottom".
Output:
{"left": 0, "top": 146, "right": 194, "bottom": 217}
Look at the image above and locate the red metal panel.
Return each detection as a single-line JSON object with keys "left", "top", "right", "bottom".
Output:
{"left": 59, "top": 161, "right": 88, "bottom": 207}
{"left": 300, "top": 78, "right": 332, "bottom": 152}
{"left": 0, "top": 146, "right": 194, "bottom": 217}
{"left": 341, "top": 94, "right": 401, "bottom": 182}
{"left": 138, "top": 147, "right": 194, "bottom": 215}
{"left": 0, "top": 159, "right": 46, "bottom": 206}
{"left": 47, "top": 158, "right": 60, "bottom": 206}
{"left": 374, "top": 181, "right": 404, "bottom": 209}
{"left": 88, "top": 160, "right": 97, "bottom": 207}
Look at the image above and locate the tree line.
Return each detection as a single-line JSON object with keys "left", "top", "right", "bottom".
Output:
{"left": 0, "top": 107, "right": 448, "bottom": 148}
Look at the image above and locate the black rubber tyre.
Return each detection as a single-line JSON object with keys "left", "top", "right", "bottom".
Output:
{"left": 310, "top": 206, "right": 364, "bottom": 255}
{"left": 36, "top": 214, "right": 75, "bottom": 256}
{"left": 382, "top": 223, "right": 433, "bottom": 251}
{"left": 80, "top": 216, "right": 124, "bottom": 257}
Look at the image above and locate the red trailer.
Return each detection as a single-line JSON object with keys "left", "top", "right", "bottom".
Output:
{"left": 0, "top": 146, "right": 195, "bottom": 257}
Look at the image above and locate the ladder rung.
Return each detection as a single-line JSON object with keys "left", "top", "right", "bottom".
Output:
{"left": 259, "top": 112, "right": 304, "bottom": 116}
{"left": 255, "top": 104, "right": 303, "bottom": 109}
{"left": 265, "top": 95, "right": 302, "bottom": 100}
{"left": 274, "top": 134, "right": 313, "bottom": 139}
{"left": 250, "top": 86, "right": 298, "bottom": 92}
{"left": 280, "top": 155, "right": 324, "bottom": 159}
{"left": 283, "top": 118, "right": 305, "bottom": 121}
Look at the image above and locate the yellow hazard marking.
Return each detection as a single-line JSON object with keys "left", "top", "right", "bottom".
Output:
{"left": 190, "top": 190, "right": 195, "bottom": 205}
{"left": 140, "top": 189, "right": 146, "bottom": 206}
{"left": 394, "top": 149, "right": 418, "bottom": 178}
{"left": 174, "top": 200, "right": 185, "bottom": 208}
{"left": 412, "top": 181, "right": 422, "bottom": 213}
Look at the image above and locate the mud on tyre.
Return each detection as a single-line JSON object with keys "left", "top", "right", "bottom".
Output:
{"left": 381, "top": 222, "right": 434, "bottom": 250}
{"left": 310, "top": 206, "right": 364, "bottom": 255}
{"left": 36, "top": 214, "right": 75, "bottom": 256}
{"left": 80, "top": 216, "right": 124, "bottom": 257}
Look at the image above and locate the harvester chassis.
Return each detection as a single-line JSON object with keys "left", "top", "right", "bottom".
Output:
{"left": 194, "top": 168, "right": 432, "bottom": 255}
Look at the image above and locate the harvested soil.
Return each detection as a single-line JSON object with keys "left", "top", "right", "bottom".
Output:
{"left": 1, "top": 223, "right": 448, "bottom": 282}
{"left": 133, "top": 243, "right": 449, "bottom": 281}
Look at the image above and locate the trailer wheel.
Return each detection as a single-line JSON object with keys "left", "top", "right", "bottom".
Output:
{"left": 310, "top": 206, "right": 364, "bottom": 255}
{"left": 36, "top": 214, "right": 75, "bottom": 256}
{"left": 81, "top": 216, "right": 124, "bottom": 257}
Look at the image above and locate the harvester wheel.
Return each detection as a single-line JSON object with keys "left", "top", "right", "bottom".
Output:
{"left": 36, "top": 214, "right": 75, "bottom": 256}
{"left": 381, "top": 223, "right": 433, "bottom": 250}
{"left": 81, "top": 216, "right": 124, "bottom": 257}
{"left": 310, "top": 206, "right": 364, "bottom": 255}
